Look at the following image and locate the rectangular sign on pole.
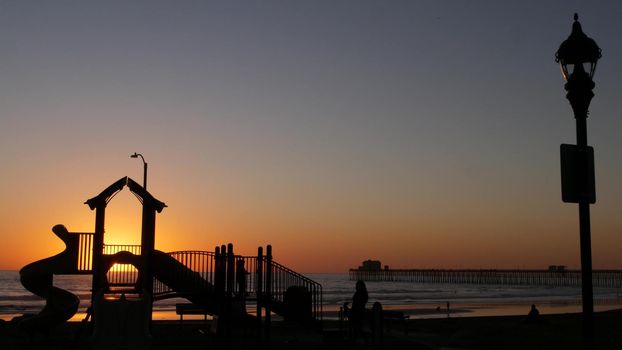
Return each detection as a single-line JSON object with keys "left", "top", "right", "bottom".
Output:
{"left": 560, "top": 144, "right": 596, "bottom": 204}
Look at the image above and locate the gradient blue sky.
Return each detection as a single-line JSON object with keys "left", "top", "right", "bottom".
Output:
{"left": 1, "top": 1, "right": 621, "bottom": 272}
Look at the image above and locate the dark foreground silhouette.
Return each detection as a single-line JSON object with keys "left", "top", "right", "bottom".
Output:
{"left": 13, "top": 176, "right": 322, "bottom": 349}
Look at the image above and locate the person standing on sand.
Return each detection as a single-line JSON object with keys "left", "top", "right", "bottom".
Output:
{"left": 236, "top": 259, "right": 247, "bottom": 299}
{"left": 350, "top": 280, "right": 369, "bottom": 344}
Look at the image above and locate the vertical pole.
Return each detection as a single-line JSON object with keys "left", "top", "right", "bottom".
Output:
{"left": 213, "top": 246, "right": 223, "bottom": 347}
{"left": 265, "top": 245, "right": 272, "bottom": 348}
{"left": 226, "top": 243, "right": 234, "bottom": 350}
{"left": 143, "top": 162, "right": 148, "bottom": 190}
{"left": 576, "top": 114, "right": 594, "bottom": 348}
{"left": 140, "top": 204, "right": 156, "bottom": 324}
{"left": 91, "top": 206, "right": 106, "bottom": 317}
{"left": 256, "top": 247, "right": 263, "bottom": 347}
{"left": 220, "top": 245, "right": 226, "bottom": 297}
{"left": 215, "top": 244, "right": 227, "bottom": 348}
{"left": 214, "top": 246, "right": 221, "bottom": 296}
{"left": 576, "top": 117, "right": 587, "bottom": 147}
{"left": 227, "top": 244, "right": 235, "bottom": 298}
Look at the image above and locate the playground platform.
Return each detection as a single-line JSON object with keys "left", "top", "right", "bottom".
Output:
{"left": 16, "top": 176, "right": 323, "bottom": 349}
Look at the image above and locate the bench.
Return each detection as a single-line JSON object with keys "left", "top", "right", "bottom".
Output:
{"left": 175, "top": 303, "right": 210, "bottom": 324}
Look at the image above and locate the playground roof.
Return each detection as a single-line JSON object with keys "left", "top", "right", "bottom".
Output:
{"left": 84, "top": 176, "right": 167, "bottom": 212}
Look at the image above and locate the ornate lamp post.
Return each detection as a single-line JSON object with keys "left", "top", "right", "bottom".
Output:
{"left": 130, "top": 152, "right": 148, "bottom": 190}
{"left": 556, "top": 13, "right": 601, "bottom": 348}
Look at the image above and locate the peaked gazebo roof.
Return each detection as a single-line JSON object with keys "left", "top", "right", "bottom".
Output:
{"left": 85, "top": 176, "right": 166, "bottom": 212}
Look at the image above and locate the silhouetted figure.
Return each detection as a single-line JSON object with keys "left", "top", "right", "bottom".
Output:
{"left": 525, "top": 304, "right": 540, "bottom": 323}
{"left": 350, "top": 280, "right": 369, "bottom": 344}
{"left": 236, "top": 259, "right": 247, "bottom": 299}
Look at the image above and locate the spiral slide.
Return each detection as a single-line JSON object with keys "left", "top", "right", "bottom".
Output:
{"left": 18, "top": 225, "right": 81, "bottom": 332}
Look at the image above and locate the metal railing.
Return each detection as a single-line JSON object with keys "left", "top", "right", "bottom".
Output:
{"left": 152, "top": 251, "right": 261, "bottom": 300}
{"left": 76, "top": 232, "right": 94, "bottom": 272}
{"left": 103, "top": 244, "right": 142, "bottom": 289}
{"left": 150, "top": 248, "right": 322, "bottom": 322}
{"left": 103, "top": 244, "right": 141, "bottom": 255}
{"left": 152, "top": 250, "right": 216, "bottom": 298}
{"left": 265, "top": 259, "right": 323, "bottom": 321}
{"left": 70, "top": 235, "right": 323, "bottom": 322}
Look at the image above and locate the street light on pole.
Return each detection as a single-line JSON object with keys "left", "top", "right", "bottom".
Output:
{"left": 555, "top": 13, "right": 601, "bottom": 349}
{"left": 130, "top": 152, "right": 148, "bottom": 190}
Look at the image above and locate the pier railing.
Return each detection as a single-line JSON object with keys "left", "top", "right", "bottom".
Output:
{"left": 349, "top": 268, "right": 622, "bottom": 288}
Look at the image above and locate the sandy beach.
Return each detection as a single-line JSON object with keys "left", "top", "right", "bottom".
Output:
{"left": 1, "top": 309, "right": 621, "bottom": 350}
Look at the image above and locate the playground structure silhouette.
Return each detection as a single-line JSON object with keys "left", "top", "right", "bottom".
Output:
{"left": 17, "top": 176, "right": 322, "bottom": 347}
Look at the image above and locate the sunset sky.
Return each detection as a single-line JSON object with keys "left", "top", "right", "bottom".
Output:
{"left": 1, "top": 1, "right": 621, "bottom": 273}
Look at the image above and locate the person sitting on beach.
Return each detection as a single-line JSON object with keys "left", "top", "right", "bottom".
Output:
{"left": 350, "top": 280, "right": 369, "bottom": 344}
{"left": 525, "top": 304, "right": 540, "bottom": 323}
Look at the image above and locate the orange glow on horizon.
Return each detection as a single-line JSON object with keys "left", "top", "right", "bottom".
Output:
{"left": 108, "top": 263, "right": 138, "bottom": 273}
{"left": 2, "top": 173, "right": 622, "bottom": 274}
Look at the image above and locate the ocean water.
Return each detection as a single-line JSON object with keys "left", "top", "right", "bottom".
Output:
{"left": 2, "top": 271, "right": 621, "bottom": 321}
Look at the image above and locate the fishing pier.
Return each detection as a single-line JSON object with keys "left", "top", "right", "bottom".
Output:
{"left": 350, "top": 263, "right": 622, "bottom": 288}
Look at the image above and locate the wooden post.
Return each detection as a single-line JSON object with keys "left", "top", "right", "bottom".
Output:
{"left": 220, "top": 245, "right": 227, "bottom": 297}
{"left": 214, "top": 246, "right": 222, "bottom": 297}
{"left": 91, "top": 205, "right": 106, "bottom": 320}
{"left": 256, "top": 246, "right": 263, "bottom": 347}
{"left": 226, "top": 243, "right": 234, "bottom": 350}
{"left": 227, "top": 244, "right": 235, "bottom": 298}
{"left": 140, "top": 203, "right": 156, "bottom": 324}
{"left": 265, "top": 245, "right": 272, "bottom": 348}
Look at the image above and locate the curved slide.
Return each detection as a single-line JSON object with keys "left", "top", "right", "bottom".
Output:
{"left": 103, "top": 249, "right": 217, "bottom": 312}
{"left": 18, "top": 225, "right": 81, "bottom": 332}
